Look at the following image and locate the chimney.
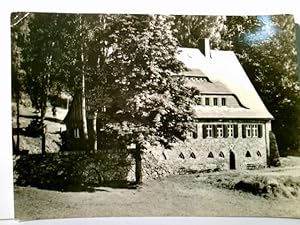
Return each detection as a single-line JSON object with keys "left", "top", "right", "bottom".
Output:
{"left": 199, "top": 38, "right": 211, "bottom": 58}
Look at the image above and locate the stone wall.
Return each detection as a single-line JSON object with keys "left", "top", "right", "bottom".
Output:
{"left": 143, "top": 121, "right": 270, "bottom": 175}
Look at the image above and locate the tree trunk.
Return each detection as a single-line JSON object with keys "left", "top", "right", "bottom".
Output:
{"left": 16, "top": 96, "right": 20, "bottom": 154}
{"left": 41, "top": 129, "right": 46, "bottom": 154}
{"left": 41, "top": 104, "right": 47, "bottom": 155}
{"left": 134, "top": 145, "right": 142, "bottom": 184}
{"left": 80, "top": 15, "right": 89, "bottom": 151}
{"left": 92, "top": 110, "right": 98, "bottom": 153}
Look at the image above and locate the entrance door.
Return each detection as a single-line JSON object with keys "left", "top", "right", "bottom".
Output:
{"left": 229, "top": 151, "right": 236, "bottom": 169}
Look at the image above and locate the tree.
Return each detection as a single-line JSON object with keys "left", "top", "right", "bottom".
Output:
{"left": 238, "top": 15, "right": 300, "bottom": 155}
{"left": 101, "top": 15, "right": 196, "bottom": 183}
{"left": 11, "top": 12, "right": 31, "bottom": 154}
{"left": 173, "top": 15, "right": 226, "bottom": 49}
{"left": 21, "top": 13, "right": 75, "bottom": 153}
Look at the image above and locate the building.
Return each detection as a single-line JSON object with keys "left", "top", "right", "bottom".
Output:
{"left": 63, "top": 39, "right": 273, "bottom": 173}
{"left": 152, "top": 39, "right": 273, "bottom": 171}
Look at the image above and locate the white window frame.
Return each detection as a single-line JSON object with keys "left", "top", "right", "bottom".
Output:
{"left": 186, "top": 131, "right": 193, "bottom": 139}
{"left": 252, "top": 124, "right": 258, "bottom": 137}
{"left": 228, "top": 124, "right": 234, "bottom": 137}
{"left": 74, "top": 128, "right": 80, "bottom": 138}
{"left": 246, "top": 124, "right": 252, "bottom": 137}
{"left": 217, "top": 125, "right": 223, "bottom": 137}
{"left": 207, "top": 125, "right": 213, "bottom": 138}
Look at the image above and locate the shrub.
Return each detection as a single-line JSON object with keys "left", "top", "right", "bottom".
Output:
{"left": 269, "top": 131, "right": 281, "bottom": 167}
{"left": 14, "top": 152, "right": 132, "bottom": 191}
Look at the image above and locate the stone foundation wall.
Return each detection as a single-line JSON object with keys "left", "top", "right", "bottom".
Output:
{"left": 143, "top": 122, "right": 269, "bottom": 175}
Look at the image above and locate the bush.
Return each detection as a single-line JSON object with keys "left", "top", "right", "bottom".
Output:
{"left": 269, "top": 131, "right": 281, "bottom": 167}
{"left": 14, "top": 152, "right": 132, "bottom": 191}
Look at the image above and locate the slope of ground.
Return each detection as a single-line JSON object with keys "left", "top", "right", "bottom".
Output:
{"left": 12, "top": 104, "right": 67, "bottom": 154}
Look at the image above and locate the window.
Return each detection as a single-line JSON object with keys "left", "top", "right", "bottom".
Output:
{"left": 219, "top": 152, "right": 225, "bottom": 158}
{"left": 203, "top": 124, "right": 238, "bottom": 139}
{"left": 208, "top": 152, "right": 214, "bottom": 158}
{"left": 205, "top": 97, "right": 210, "bottom": 106}
{"left": 186, "top": 131, "right": 193, "bottom": 139}
{"left": 246, "top": 125, "right": 252, "bottom": 137}
{"left": 213, "top": 98, "right": 218, "bottom": 106}
{"left": 179, "top": 152, "right": 185, "bottom": 159}
{"left": 195, "top": 96, "right": 202, "bottom": 105}
{"left": 221, "top": 98, "right": 226, "bottom": 106}
{"left": 228, "top": 125, "right": 234, "bottom": 137}
{"left": 101, "top": 105, "right": 106, "bottom": 112}
{"left": 217, "top": 125, "right": 223, "bottom": 137}
{"left": 257, "top": 151, "right": 262, "bottom": 157}
{"left": 74, "top": 128, "right": 80, "bottom": 138}
{"left": 190, "top": 152, "right": 196, "bottom": 159}
{"left": 207, "top": 125, "right": 213, "bottom": 137}
{"left": 242, "top": 124, "right": 263, "bottom": 138}
{"left": 252, "top": 124, "right": 258, "bottom": 137}
{"left": 246, "top": 151, "right": 251, "bottom": 157}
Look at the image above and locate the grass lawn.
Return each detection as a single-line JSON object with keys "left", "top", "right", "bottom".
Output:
{"left": 14, "top": 171, "right": 300, "bottom": 220}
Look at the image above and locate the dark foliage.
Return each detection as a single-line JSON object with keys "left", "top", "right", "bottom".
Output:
{"left": 14, "top": 152, "right": 132, "bottom": 191}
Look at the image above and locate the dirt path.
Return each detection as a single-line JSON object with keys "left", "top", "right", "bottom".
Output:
{"left": 14, "top": 173, "right": 300, "bottom": 220}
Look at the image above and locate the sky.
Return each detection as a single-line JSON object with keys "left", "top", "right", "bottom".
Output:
{"left": 245, "top": 16, "right": 277, "bottom": 44}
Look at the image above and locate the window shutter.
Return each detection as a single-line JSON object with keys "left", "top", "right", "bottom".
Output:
{"left": 223, "top": 124, "right": 228, "bottom": 138}
{"left": 213, "top": 125, "right": 218, "bottom": 138}
{"left": 193, "top": 130, "right": 198, "bottom": 139}
{"left": 203, "top": 124, "right": 207, "bottom": 139}
{"left": 242, "top": 124, "right": 246, "bottom": 138}
{"left": 234, "top": 124, "right": 238, "bottom": 138}
{"left": 258, "top": 124, "right": 263, "bottom": 138}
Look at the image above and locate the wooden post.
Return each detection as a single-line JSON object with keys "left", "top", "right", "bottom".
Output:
{"left": 135, "top": 144, "right": 142, "bottom": 184}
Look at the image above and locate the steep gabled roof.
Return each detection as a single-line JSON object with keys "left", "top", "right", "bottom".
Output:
{"left": 185, "top": 79, "right": 232, "bottom": 94}
{"left": 177, "top": 47, "right": 273, "bottom": 120}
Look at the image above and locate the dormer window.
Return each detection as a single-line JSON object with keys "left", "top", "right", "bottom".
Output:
{"left": 205, "top": 97, "right": 210, "bottom": 106}
{"left": 221, "top": 98, "right": 226, "bottom": 106}
{"left": 213, "top": 98, "right": 218, "bottom": 106}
